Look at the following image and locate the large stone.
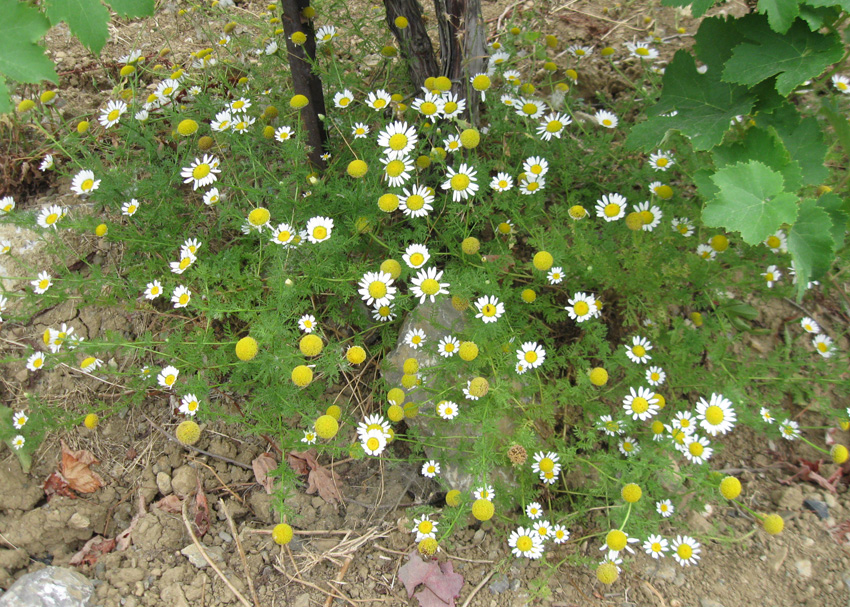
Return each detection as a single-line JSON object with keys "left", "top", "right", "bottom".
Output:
{"left": 382, "top": 299, "right": 516, "bottom": 492}
{"left": 0, "top": 566, "right": 93, "bottom": 607}
{"left": 0, "top": 458, "right": 44, "bottom": 512}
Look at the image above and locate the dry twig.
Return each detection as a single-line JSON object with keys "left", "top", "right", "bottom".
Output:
{"left": 220, "top": 498, "right": 260, "bottom": 607}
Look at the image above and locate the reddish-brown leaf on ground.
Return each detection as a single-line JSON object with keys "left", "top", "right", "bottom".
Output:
{"left": 192, "top": 477, "right": 210, "bottom": 537}
{"left": 252, "top": 453, "right": 277, "bottom": 494}
{"left": 69, "top": 536, "right": 116, "bottom": 566}
{"left": 60, "top": 440, "right": 104, "bottom": 494}
{"left": 115, "top": 494, "right": 147, "bottom": 551}
{"left": 399, "top": 552, "right": 464, "bottom": 607}
{"left": 43, "top": 471, "right": 74, "bottom": 500}
{"left": 153, "top": 494, "right": 183, "bottom": 514}
{"left": 305, "top": 464, "right": 343, "bottom": 506}
{"left": 286, "top": 449, "right": 315, "bottom": 475}
{"left": 423, "top": 561, "right": 463, "bottom": 604}
{"left": 398, "top": 552, "right": 440, "bottom": 598}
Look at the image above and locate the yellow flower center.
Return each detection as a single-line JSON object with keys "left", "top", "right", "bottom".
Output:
{"left": 482, "top": 304, "right": 497, "bottom": 317}
{"left": 678, "top": 225, "right": 689, "bottom": 234}
{"left": 524, "top": 351, "right": 538, "bottom": 363}
{"left": 522, "top": 103, "right": 537, "bottom": 115}
{"left": 450, "top": 174, "right": 470, "bottom": 191}
{"left": 107, "top": 109, "right": 120, "bottom": 121}
{"left": 368, "top": 281, "right": 387, "bottom": 299}
{"left": 372, "top": 98, "right": 387, "bottom": 109}
{"left": 179, "top": 294, "right": 189, "bottom": 305}
{"left": 406, "top": 253, "right": 423, "bottom": 267}
{"left": 162, "top": 86, "right": 173, "bottom": 96}
{"left": 604, "top": 203, "right": 621, "bottom": 217}
{"left": 766, "top": 236, "right": 780, "bottom": 248}
{"left": 606, "top": 530, "right": 627, "bottom": 551}
{"left": 516, "top": 536, "right": 533, "bottom": 551}
{"left": 472, "top": 75, "right": 490, "bottom": 90}
{"left": 45, "top": 213, "right": 59, "bottom": 225}
{"left": 689, "top": 442, "right": 704, "bottom": 456}
{"left": 419, "top": 101, "right": 437, "bottom": 115}
{"left": 388, "top": 133, "right": 408, "bottom": 150}
{"left": 418, "top": 521, "right": 433, "bottom": 534}
{"left": 623, "top": 441, "right": 633, "bottom": 451}
{"left": 165, "top": 374, "right": 176, "bottom": 385}
{"left": 277, "top": 231, "right": 291, "bottom": 242}
{"left": 248, "top": 208, "right": 270, "bottom": 226}
{"left": 656, "top": 157, "right": 668, "bottom": 167}
{"left": 677, "top": 544, "right": 692, "bottom": 559}
{"left": 680, "top": 418, "right": 691, "bottom": 428}
{"left": 192, "top": 164, "right": 211, "bottom": 180}
{"left": 525, "top": 181, "right": 539, "bottom": 191}
{"left": 546, "top": 120, "right": 562, "bottom": 132}
{"left": 407, "top": 195, "right": 424, "bottom": 210}
{"left": 33, "top": 358, "right": 43, "bottom": 368}
{"left": 602, "top": 119, "right": 613, "bottom": 126}
{"left": 636, "top": 47, "right": 650, "bottom": 56}
{"left": 313, "top": 226, "right": 328, "bottom": 240}
{"left": 366, "top": 437, "right": 380, "bottom": 451}
{"left": 386, "top": 160, "right": 405, "bottom": 177}
{"left": 539, "top": 457, "right": 554, "bottom": 472}
{"left": 38, "top": 279, "right": 50, "bottom": 290}
{"left": 81, "top": 179, "right": 94, "bottom": 191}
{"left": 640, "top": 210, "right": 654, "bottom": 224}
{"left": 652, "top": 542, "right": 662, "bottom": 552}
{"left": 151, "top": 286, "right": 160, "bottom": 295}
{"left": 631, "top": 397, "right": 649, "bottom": 414}
{"left": 233, "top": 100, "right": 244, "bottom": 109}
{"left": 839, "top": 82, "right": 848, "bottom": 90}
{"left": 632, "top": 345, "right": 646, "bottom": 357}
{"left": 574, "top": 301, "right": 590, "bottom": 316}
{"left": 179, "top": 257, "right": 192, "bottom": 270}
{"left": 705, "top": 405, "right": 724, "bottom": 425}
{"left": 444, "top": 101, "right": 458, "bottom": 113}
{"left": 421, "top": 278, "right": 439, "bottom": 294}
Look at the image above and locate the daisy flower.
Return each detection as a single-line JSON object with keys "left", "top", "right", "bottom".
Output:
{"left": 157, "top": 365, "right": 179, "bottom": 389}
{"left": 474, "top": 485, "right": 494, "bottom": 501}
{"left": 672, "top": 411, "right": 697, "bottom": 435}
{"left": 412, "top": 514, "right": 437, "bottom": 542}
{"left": 594, "top": 109, "right": 618, "bottom": 128}
{"left": 270, "top": 223, "right": 296, "bottom": 247}
{"left": 469, "top": 73, "right": 492, "bottom": 100}
{"left": 779, "top": 419, "right": 800, "bottom": 440}
{"left": 503, "top": 69, "right": 521, "bottom": 86}
{"left": 181, "top": 155, "right": 221, "bottom": 190}
{"left": 40, "top": 155, "right": 54, "bottom": 171}
{"left": 333, "top": 89, "right": 354, "bottom": 108}
{"left": 438, "top": 336, "right": 460, "bottom": 357}
{"left": 760, "top": 407, "right": 774, "bottom": 423}
{"left": 410, "top": 267, "right": 449, "bottom": 303}
{"left": 12, "top": 411, "right": 28, "bottom": 429}
{"left": 696, "top": 244, "right": 716, "bottom": 260}
{"left": 509, "top": 527, "right": 544, "bottom": 559}
{"left": 596, "top": 193, "right": 627, "bottom": 221}
{"left": 490, "top": 172, "right": 513, "bottom": 192}
{"left": 648, "top": 150, "right": 675, "bottom": 171}
{"left": 523, "top": 156, "right": 549, "bottom": 178}
{"left": 533, "top": 521, "right": 552, "bottom": 541}
{"left": 421, "top": 460, "right": 440, "bottom": 478}
{"left": 11, "top": 435, "right": 25, "bottom": 450}
{"left": 351, "top": 122, "right": 369, "bottom": 138}
{"left": 411, "top": 91, "right": 442, "bottom": 117}
{"left": 602, "top": 530, "right": 639, "bottom": 555}
{"left": 172, "top": 285, "right": 191, "bottom": 308}
{"left": 365, "top": 89, "right": 392, "bottom": 111}
{"left": 537, "top": 112, "right": 571, "bottom": 141}
{"left": 301, "top": 430, "right": 317, "bottom": 444}
{"left": 568, "top": 44, "right": 593, "bottom": 57}
{"left": 671, "top": 535, "right": 700, "bottom": 567}
{"left": 99, "top": 99, "right": 127, "bottom": 128}
{"left": 439, "top": 92, "right": 465, "bottom": 119}
{"left": 515, "top": 362, "right": 528, "bottom": 375}
{"left": 444, "top": 134, "right": 462, "bottom": 153}
{"left": 623, "top": 387, "right": 660, "bottom": 421}
{"left": 170, "top": 251, "right": 196, "bottom": 275}
{"left": 695, "top": 393, "right": 736, "bottom": 436}
{"left": 229, "top": 97, "right": 251, "bottom": 112}
{"left": 516, "top": 342, "right": 546, "bottom": 369}
{"left": 500, "top": 94, "right": 519, "bottom": 107}
{"left": 598, "top": 415, "right": 624, "bottom": 437}
{"left": 531, "top": 451, "right": 560, "bottom": 476}
{"left": 762, "top": 265, "right": 781, "bottom": 288}
{"left": 475, "top": 295, "right": 504, "bottom": 323}
{"left": 526, "top": 502, "right": 543, "bottom": 519}
{"left": 377, "top": 121, "right": 418, "bottom": 158}
{"left": 80, "top": 357, "right": 103, "bottom": 372}
{"left": 646, "top": 366, "right": 666, "bottom": 386}
{"left": 618, "top": 436, "right": 640, "bottom": 456}
{"left": 552, "top": 525, "right": 570, "bottom": 544}
{"left": 515, "top": 97, "right": 546, "bottom": 119}
{"left": 315, "top": 25, "right": 337, "bottom": 44}
{"left": 565, "top": 292, "right": 599, "bottom": 322}
{"left": 792, "top": 317, "right": 821, "bottom": 340}
{"left": 381, "top": 155, "right": 414, "bottom": 188}
{"left": 179, "top": 393, "right": 201, "bottom": 416}
{"left": 372, "top": 303, "right": 396, "bottom": 322}
{"left": 144, "top": 280, "right": 162, "bottom": 300}
{"left": 624, "top": 336, "right": 652, "bottom": 363}
{"left": 155, "top": 79, "right": 181, "bottom": 99}
{"left": 548, "top": 267, "right": 564, "bottom": 284}
{"left": 436, "top": 400, "right": 459, "bottom": 420}
{"left": 764, "top": 231, "right": 787, "bottom": 253}
{"left": 634, "top": 201, "right": 662, "bottom": 231}
{"left": 683, "top": 434, "right": 713, "bottom": 465}
{"left": 0, "top": 196, "right": 15, "bottom": 213}
{"left": 70, "top": 169, "right": 101, "bottom": 196}
{"left": 361, "top": 428, "right": 388, "bottom": 456}
{"left": 672, "top": 217, "right": 694, "bottom": 237}
{"left": 32, "top": 271, "right": 52, "bottom": 294}
{"left": 403, "top": 243, "right": 430, "bottom": 269}
{"left": 122, "top": 199, "right": 140, "bottom": 216}
{"left": 231, "top": 114, "right": 255, "bottom": 133}
{"left": 36, "top": 204, "right": 65, "bottom": 229}
{"left": 626, "top": 41, "right": 659, "bottom": 60}
{"left": 400, "top": 185, "right": 434, "bottom": 218}
{"left": 0, "top": 241, "right": 10, "bottom": 255}
{"left": 656, "top": 499, "right": 674, "bottom": 517}
{"left": 442, "top": 163, "right": 479, "bottom": 202}
{"left": 358, "top": 414, "right": 391, "bottom": 440}
{"left": 26, "top": 352, "right": 46, "bottom": 372}
{"left": 295, "top": 315, "right": 316, "bottom": 334}
{"left": 518, "top": 176, "right": 545, "bottom": 195}
{"left": 405, "top": 328, "right": 426, "bottom": 349}
{"left": 832, "top": 74, "right": 850, "bottom": 93}
{"left": 305, "top": 216, "right": 333, "bottom": 243}
{"left": 211, "top": 110, "right": 232, "bottom": 132}
{"left": 644, "top": 535, "right": 669, "bottom": 559}
{"left": 358, "top": 271, "right": 396, "bottom": 308}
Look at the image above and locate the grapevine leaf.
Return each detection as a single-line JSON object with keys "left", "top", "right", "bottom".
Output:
{"left": 703, "top": 160, "right": 799, "bottom": 244}
{"left": 815, "top": 192, "right": 850, "bottom": 250}
{"left": 805, "top": 0, "right": 850, "bottom": 11}
{"left": 693, "top": 168, "right": 718, "bottom": 201}
{"left": 712, "top": 127, "right": 802, "bottom": 191}
{"left": 661, "top": 0, "right": 719, "bottom": 18}
{"left": 787, "top": 198, "right": 835, "bottom": 300}
{"left": 777, "top": 116, "right": 828, "bottom": 185}
{"left": 44, "top": 0, "right": 110, "bottom": 55}
{"left": 625, "top": 115, "right": 676, "bottom": 151}
{"left": 0, "top": 74, "right": 10, "bottom": 115}
{"left": 798, "top": 4, "right": 841, "bottom": 30}
{"left": 105, "top": 0, "right": 155, "bottom": 18}
{"left": 625, "top": 51, "right": 756, "bottom": 151}
{"left": 723, "top": 18, "right": 843, "bottom": 95}
{"left": 0, "top": 0, "right": 57, "bottom": 85}
{"left": 757, "top": 0, "right": 800, "bottom": 34}
{"left": 693, "top": 16, "right": 744, "bottom": 72}
{"left": 820, "top": 96, "right": 850, "bottom": 157}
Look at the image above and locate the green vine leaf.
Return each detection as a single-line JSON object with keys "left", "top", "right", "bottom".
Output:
{"left": 712, "top": 126, "right": 803, "bottom": 192}
{"left": 44, "top": 0, "right": 111, "bottom": 55}
{"left": 787, "top": 198, "right": 835, "bottom": 300}
{"left": 815, "top": 192, "right": 850, "bottom": 250}
{"left": 703, "top": 160, "right": 799, "bottom": 245}
{"left": 0, "top": 0, "right": 57, "bottom": 112}
{"left": 626, "top": 51, "right": 756, "bottom": 151}
{"left": 757, "top": 0, "right": 800, "bottom": 34}
{"left": 660, "top": 0, "right": 720, "bottom": 18}
{"left": 723, "top": 17, "right": 843, "bottom": 96}
{"left": 105, "top": 0, "right": 155, "bottom": 18}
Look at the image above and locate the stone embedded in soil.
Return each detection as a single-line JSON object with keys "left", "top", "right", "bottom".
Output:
{"left": 775, "top": 485, "right": 804, "bottom": 510}
{"left": 0, "top": 566, "right": 93, "bottom": 607}
{"left": 156, "top": 471, "right": 173, "bottom": 496}
{"left": 700, "top": 598, "right": 726, "bottom": 607}
{"left": 802, "top": 498, "right": 829, "bottom": 519}
{"left": 181, "top": 544, "right": 224, "bottom": 568}
{"left": 795, "top": 559, "right": 813, "bottom": 579}
{"left": 171, "top": 464, "right": 197, "bottom": 497}
{"left": 0, "top": 458, "right": 45, "bottom": 511}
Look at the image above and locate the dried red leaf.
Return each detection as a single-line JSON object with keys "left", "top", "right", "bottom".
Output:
{"left": 305, "top": 465, "right": 343, "bottom": 506}
{"left": 252, "top": 453, "right": 277, "bottom": 494}
{"left": 60, "top": 440, "right": 104, "bottom": 494}
{"left": 115, "top": 494, "right": 147, "bottom": 551}
{"left": 153, "top": 494, "right": 183, "bottom": 514}
{"left": 399, "top": 553, "right": 464, "bottom": 607}
{"left": 192, "top": 477, "right": 210, "bottom": 537}
{"left": 286, "top": 449, "right": 315, "bottom": 475}
{"left": 69, "top": 536, "right": 116, "bottom": 566}
{"left": 424, "top": 561, "right": 463, "bottom": 604}
{"left": 398, "top": 553, "right": 440, "bottom": 598}
{"left": 43, "top": 471, "right": 74, "bottom": 501}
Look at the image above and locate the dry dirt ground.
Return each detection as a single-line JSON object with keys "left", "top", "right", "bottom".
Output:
{"left": 2, "top": 1, "right": 850, "bottom": 606}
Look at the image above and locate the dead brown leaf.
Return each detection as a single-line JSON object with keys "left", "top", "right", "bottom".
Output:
{"left": 153, "top": 494, "right": 183, "bottom": 514}
{"left": 60, "top": 440, "right": 104, "bottom": 494}
{"left": 69, "top": 536, "right": 116, "bottom": 566}
{"left": 288, "top": 449, "right": 342, "bottom": 506}
{"left": 252, "top": 453, "right": 277, "bottom": 494}
{"left": 43, "top": 471, "right": 74, "bottom": 501}
{"left": 192, "top": 476, "right": 210, "bottom": 537}
{"left": 115, "top": 494, "right": 147, "bottom": 552}
{"left": 286, "top": 449, "right": 313, "bottom": 475}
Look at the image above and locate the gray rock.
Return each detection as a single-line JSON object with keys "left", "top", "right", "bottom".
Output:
{"left": 795, "top": 559, "right": 813, "bottom": 579}
{"left": 803, "top": 498, "right": 828, "bottom": 519}
{"left": 0, "top": 458, "right": 44, "bottom": 511}
{"left": 381, "top": 299, "right": 516, "bottom": 492}
{"left": 700, "top": 598, "right": 726, "bottom": 607}
{"left": 654, "top": 564, "right": 677, "bottom": 582}
{"left": 489, "top": 574, "right": 510, "bottom": 594}
{"left": 171, "top": 465, "right": 197, "bottom": 497}
{"left": 293, "top": 593, "right": 311, "bottom": 607}
{"left": 156, "top": 472, "right": 173, "bottom": 496}
{"left": 824, "top": 493, "right": 838, "bottom": 508}
{"left": 775, "top": 485, "right": 804, "bottom": 510}
{"left": 180, "top": 544, "right": 224, "bottom": 568}
{"left": 0, "top": 566, "right": 94, "bottom": 607}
